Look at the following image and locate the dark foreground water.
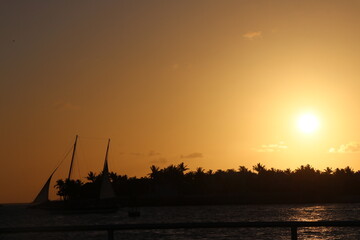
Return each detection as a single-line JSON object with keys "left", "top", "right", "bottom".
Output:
{"left": 1, "top": 203, "right": 360, "bottom": 239}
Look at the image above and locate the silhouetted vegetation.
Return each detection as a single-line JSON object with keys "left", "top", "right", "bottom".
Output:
{"left": 55, "top": 163, "right": 360, "bottom": 205}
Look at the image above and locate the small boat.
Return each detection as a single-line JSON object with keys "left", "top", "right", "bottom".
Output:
{"left": 31, "top": 136, "right": 118, "bottom": 213}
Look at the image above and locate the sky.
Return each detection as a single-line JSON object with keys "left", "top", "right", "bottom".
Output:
{"left": 2, "top": 0, "right": 360, "bottom": 203}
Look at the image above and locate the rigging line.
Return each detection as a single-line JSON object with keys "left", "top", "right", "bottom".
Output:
{"left": 107, "top": 140, "right": 126, "bottom": 172}
{"left": 78, "top": 142, "right": 89, "bottom": 178}
{"left": 52, "top": 141, "right": 74, "bottom": 168}
{"left": 73, "top": 137, "right": 83, "bottom": 180}
{"left": 74, "top": 141, "right": 81, "bottom": 180}
{"left": 52, "top": 144, "right": 74, "bottom": 174}
{"left": 76, "top": 151, "right": 82, "bottom": 180}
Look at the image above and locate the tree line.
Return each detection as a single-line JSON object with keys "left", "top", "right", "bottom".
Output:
{"left": 55, "top": 163, "right": 360, "bottom": 205}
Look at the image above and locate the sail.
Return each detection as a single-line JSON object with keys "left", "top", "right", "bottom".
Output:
{"left": 99, "top": 139, "right": 115, "bottom": 199}
{"left": 32, "top": 135, "right": 77, "bottom": 205}
{"left": 32, "top": 173, "right": 53, "bottom": 205}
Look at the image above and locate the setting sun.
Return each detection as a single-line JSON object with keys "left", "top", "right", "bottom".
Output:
{"left": 297, "top": 113, "right": 320, "bottom": 134}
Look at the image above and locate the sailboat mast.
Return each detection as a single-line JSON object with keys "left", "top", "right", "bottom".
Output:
{"left": 67, "top": 135, "right": 78, "bottom": 180}
{"left": 103, "top": 138, "right": 110, "bottom": 173}
{"left": 100, "top": 138, "right": 115, "bottom": 199}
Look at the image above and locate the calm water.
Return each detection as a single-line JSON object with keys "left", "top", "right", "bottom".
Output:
{"left": 1, "top": 203, "right": 360, "bottom": 239}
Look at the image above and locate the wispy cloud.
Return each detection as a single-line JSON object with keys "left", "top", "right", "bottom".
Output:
{"left": 181, "top": 152, "right": 203, "bottom": 159}
{"left": 243, "top": 31, "right": 262, "bottom": 40}
{"left": 130, "top": 152, "right": 144, "bottom": 156}
{"left": 150, "top": 157, "right": 168, "bottom": 164}
{"left": 148, "top": 150, "right": 161, "bottom": 157}
{"left": 53, "top": 101, "right": 80, "bottom": 111}
{"left": 254, "top": 142, "right": 288, "bottom": 152}
{"left": 329, "top": 142, "right": 360, "bottom": 153}
{"left": 122, "top": 150, "right": 161, "bottom": 157}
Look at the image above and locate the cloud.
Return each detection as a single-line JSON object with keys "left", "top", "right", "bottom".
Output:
{"left": 53, "top": 101, "right": 80, "bottom": 111}
{"left": 150, "top": 157, "right": 168, "bottom": 164}
{"left": 254, "top": 142, "right": 288, "bottom": 152}
{"left": 181, "top": 152, "right": 203, "bottom": 159}
{"left": 329, "top": 142, "right": 360, "bottom": 153}
{"left": 243, "top": 31, "right": 262, "bottom": 40}
{"left": 122, "top": 150, "right": 161, "bottom": 157}
{"left": 148, "top": 150, "right": 161, "bottom": 157}
{"left": 130, "top": 152, "right": 144, "bottom": 156}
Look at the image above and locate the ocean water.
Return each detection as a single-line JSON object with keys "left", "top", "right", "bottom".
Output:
{"left": 1, "top": 203, "right": 360, "bottom": 239}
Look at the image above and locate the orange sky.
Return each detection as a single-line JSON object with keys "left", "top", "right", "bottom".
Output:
{"left": 2, "top": 0, "right": 360, "bottom": 203}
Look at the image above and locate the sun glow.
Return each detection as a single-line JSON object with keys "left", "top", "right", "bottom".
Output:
{"left": 297, "top": 113, "right": 320, "bottom": 134}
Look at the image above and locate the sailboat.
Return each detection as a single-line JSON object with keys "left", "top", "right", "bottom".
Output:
{"left": 99, "top": 138, "right": 116, "bottom": 200}
{"left": 31, "top": 135, "right": 118, "bottom": 213}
